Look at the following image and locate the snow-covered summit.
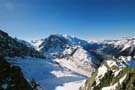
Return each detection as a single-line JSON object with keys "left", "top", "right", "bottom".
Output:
{"left": 30, "top": 34, "right": 102, "bottom": 77}
{"left": 30, "top": 34, "right": 91, "bottom": 57}
{"left": 63, "top": 34, "right": 90, "bottom": 47}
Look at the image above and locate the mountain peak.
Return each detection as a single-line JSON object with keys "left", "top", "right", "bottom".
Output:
{"left": 63, "top": 34, "right": 75, "bottom": 39}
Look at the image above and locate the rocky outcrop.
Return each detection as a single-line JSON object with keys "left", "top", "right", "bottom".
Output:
{"left": 0, "top": 55, "right": 33, "bottom": 90}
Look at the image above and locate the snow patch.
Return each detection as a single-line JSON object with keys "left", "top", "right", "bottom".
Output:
{"left": 119, "top": 74, "right": 127, "bottom": 84}
{"left": 106, "top": 60, "right": 117, "bottom": 68}
{"left": 114, "top": 69, "right": 122, "bottom": 77}
{"left": 2, "top": 84, "right": 8, "bottom": 90}
{"left": 96, "top": 65, "right": 107, "bottom": 85}
{"left": 102, "top": 83, "right": 118, "bottom": 90}
{"left": 55, "top": 80, "right": 85, "bottom": 90}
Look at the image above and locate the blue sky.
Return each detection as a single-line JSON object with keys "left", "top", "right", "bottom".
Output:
{"left": 0, "top": 0, "right": 135, "bottom": 41}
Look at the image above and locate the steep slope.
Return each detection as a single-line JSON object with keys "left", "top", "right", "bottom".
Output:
{"left": 15, "top": 37, "right": 34, "bottom": 48}
{"left": 0, "top": 55, "right": 33, "bottom": 90}
{"left": 31, "top": 34, "right": 102, "bottom": 77}
{"left": 56, "top": 46, "right": 101, "bottom": 77}
{"left": 63, "top": 35, "right": 90, "bottom": 49}
{"left": 100, "top": 38, "right": 135, "bottom": 57}
{"left": 3, "top": 29, "right": 135, "bottom": 90}
{"left": 38, "top": 34, "right": 68, "bottom": 57}
{"left": 31, "top": 39, "right": 45, "bottom": 51}
{"left": 31, "top": 34, "right": 91, "bottom": 56}
{"left": 81, "top": 56, "right": 135, "bottom": 90}
{"left": 0, "top": 30, "right": 45, "bottom": 90}
{"left": 0, "top": 30, "right": 92, "bottom": 90}
{"left": 0, "top": 30, "right": 44, "bottom": 58}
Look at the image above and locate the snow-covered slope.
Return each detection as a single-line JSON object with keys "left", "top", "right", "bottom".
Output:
{"left": 7, "top": 57, "right": 87, "bottom": 90}
{"left": 0, "top": 30, "right": 90, "bottom": 90}
{"left": 31, "top": 39, "right": 44, "bottom": 51}
{"left": 98, "top": 38, "right": 135, "bottom": 57}
{"left": 33, "top": 35, "right": 69, "bottom": 57}
{"left": 63, "top": 34, "right": 90, "bottom": 48}
{"left": 56, "top": 46, "right": 101, "bottom": 77}
{"left": 2, "top": 29, "right": 135, "bottom": 90}
{"left": 80, "top": 56, "right": 135, "bottom": 90}
{"left": 112, "top": 38, "right": 135, "bottom": 55}
{"left": 31, "top": 34, "right": 91, "bottom": 56}
{"left": 30, "top": 34, "right": 102, "bottom": 78}
{"left": 30, "top": 34, "right": 103, "bottom": 77}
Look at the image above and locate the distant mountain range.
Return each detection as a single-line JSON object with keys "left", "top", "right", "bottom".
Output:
{"left": 0, "top": 30, "right": 135, "bottom": 90}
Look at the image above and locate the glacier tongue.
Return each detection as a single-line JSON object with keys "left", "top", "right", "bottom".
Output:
{"left": 7, "top": 57, "right": 87, "bottom": 90}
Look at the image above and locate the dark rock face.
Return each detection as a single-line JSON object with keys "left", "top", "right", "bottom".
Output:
{"left": 0, "top": 30, "right": 8, "bottom": 37}
{"left": 0, "top": 30, "right": 44, "bottom": 58}
{"left": 38, "top": 34, "right": 94, "bottom": 53}
{"left": 0, "top": 55, "right": 33, "bottom": 90}
{"left": 39, "top": 34, "right": 68, "bottom": 52}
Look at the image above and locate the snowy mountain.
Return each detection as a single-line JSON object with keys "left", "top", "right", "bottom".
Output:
{"left": 31, "top": 39, "right": 44, "bottom": 51}
{"left": 0, "top": 30, "right": 44, "bottom": 58}
{"left": 80, "top": 56, "right": 135, "bottom": 90}
{"left": 99, "top": 38, "right": 135, "bottom": 57}
{"left": 1, "top": 30, "right": 135, "bottom": 90}
{"left": 0, "top": 30, "right": 96, "bottom": 90}
{"left": 0, "top": 30, "right": 46, "bottom": 90}
{"left": 63, "top": 34, "right": 90, "bottom": 48}
{"left": 79, "top": 38, "right": 135, "bottom": 90}
{"left": 56, "top": 46, "right": 101, "bottom": 77}
{"left": 38, "top": 34, "right": 68, "bottom": 57}
{"left": 15, "top": 37, "right": 34, "bottom": 48}
{"left": 31, "top": 34, "right": 90, "bottom": 55}
{"left": 31, "top": 34, "right": 102, "bottom": 77}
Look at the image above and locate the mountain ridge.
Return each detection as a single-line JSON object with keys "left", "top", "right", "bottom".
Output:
{"left": 1, "top": 30, "right": 135, "bottom": 90}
